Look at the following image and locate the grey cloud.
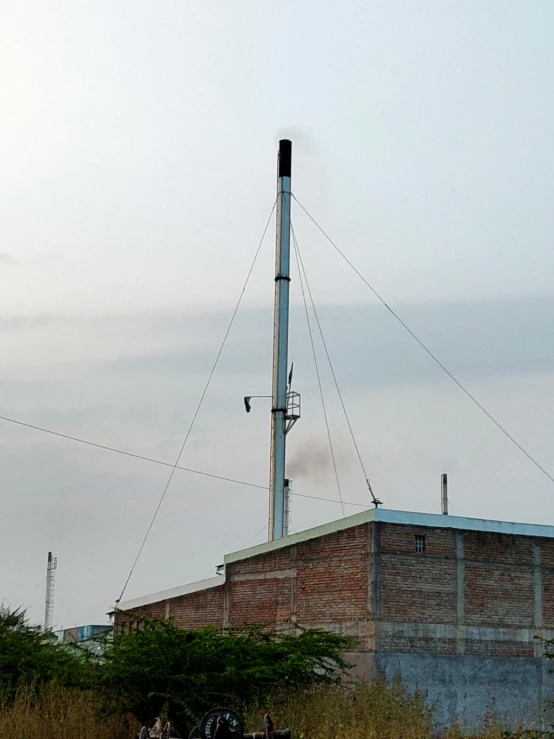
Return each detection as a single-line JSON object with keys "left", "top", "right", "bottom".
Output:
{"left": 101, "top": 294, "right": 554, "bottom": 388}
{"left": 2, "top": 296, "right": 554, "bottom": 629}
{"left": 31, "top": 253, "right": 68, "bottom": 267}
{"left": 0, "top": 252, "right": 19, "bottom": 266}
{"left": 0, "top": 308, "right": 233, "bottom": 335}
{"left": 0, "top": 314, "right": 59, "bottom": 330}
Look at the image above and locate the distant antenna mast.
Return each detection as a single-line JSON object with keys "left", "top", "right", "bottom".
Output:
{"left": 44, "top": 551, "right": 57, "bottom": 631}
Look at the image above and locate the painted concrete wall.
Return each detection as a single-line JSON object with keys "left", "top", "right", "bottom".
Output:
{"left": 376, "top": 652, "right": 554, "bottom": 730}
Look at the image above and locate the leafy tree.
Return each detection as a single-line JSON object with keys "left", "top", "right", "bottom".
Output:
{"left": 93, "top": 619, "right": 354, "bottom": 733}
{"left": 0, "top": 605, "right": 83, "bottom": 699}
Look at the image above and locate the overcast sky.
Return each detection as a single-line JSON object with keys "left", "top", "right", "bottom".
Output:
{"left": 2, "top": 1, "right": 554, "bottom": 629}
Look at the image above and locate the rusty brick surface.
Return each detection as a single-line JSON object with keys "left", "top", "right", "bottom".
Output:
{"left": 464, "top": 531, "right": 533, "bottom": 565}
{"left": 379, "top": 633, "right": 457, "bottom": 655}
{"left": 296, "top": 558, "right": 367, "bottom": 622}
{"left": 296, "top": 527, "right": 368, "bottom": 623}
{"left": 226, "top": 525, "right": 369, "bottom": 626}
{"left": 297, "top": 524, "right": 367, "bottom": 560}
{"left": 380, "top": 524, "right": 456, "bottom": 558}
{"left": 380, "top": 554, "right": 457, "bottom": 624}
{"left": 230, "top": 548, "right": 293, "bottom": 575}
{"left": 118, "top": 586, "right": 224, "bottom": 630}
{"left": 541, "top": 539, "right": 554, "bottom": 568}
{"left": 229, "top": 578, "right": 291, "bottom": 624}
{"left": 542, "top": 569, "right": 554, "bottom": 628}
{"left": 168, "top": 586, "right": 224, "bottom": 628}
{"left": 465, "top": 562, "right": 533, "bottom": 627}
{"left": 114, "top": 520, "right": 550, "bottom": 663}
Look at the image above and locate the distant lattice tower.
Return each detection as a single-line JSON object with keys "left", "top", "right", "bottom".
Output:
{"left": 44, "top": 551, "right": 57, "bottom": 631}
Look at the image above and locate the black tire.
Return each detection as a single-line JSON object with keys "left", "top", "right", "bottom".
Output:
{"left": 200, "top": 709, "right": 244, "bottom": 739}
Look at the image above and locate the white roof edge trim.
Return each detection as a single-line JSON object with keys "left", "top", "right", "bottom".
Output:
{"left": 117, "top": 509, "right": 554, "bottom": 612}
{"left": 224, "top": 507, "right": 376, "bottom": 565}
{"left": 225, "top": 508, "right": 554, "bottom": 566}
{"left": 379, "top": 509, "right": 554, "bottom": 539}
{"left": 116, "top": 575, "right": 223, "bottom": 613}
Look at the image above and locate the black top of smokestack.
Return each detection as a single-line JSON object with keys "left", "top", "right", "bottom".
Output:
{"left": 278, "top": 139, "right": 292, "bottom": 178}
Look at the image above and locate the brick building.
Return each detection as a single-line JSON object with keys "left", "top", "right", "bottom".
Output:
{"left": 115, "top": 508, "right": 554, "bottom": 728}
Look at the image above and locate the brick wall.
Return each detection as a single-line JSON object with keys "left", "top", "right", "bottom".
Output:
{"left": 117, "top": 524, "right": 371, "bottom": 632}
{"left": 379, "top": 633, "right": 457, "bottom": 655}
{"left": 379, "top": 524, "right": 457, "bottom": 625}
{"left": 464, "top": 531, "right": 533, "bottom": 565}
{"left": 376, "top": 523, "right": 547, "bottom": 658}
{"left": 464, "top": 531, "right": 534, "bottom": 628}
{"left": 169, "top": 586, "right": 225, "bottom": 628}
{"left": 229, "top": 578, "right": 292, "bottom": 624}
{"left": 541, "top": 540, "right": 554, "bottom": 628}
{"left": 465, "top": 562, "right": 533, "bottom": 628}
{"left": 117, "top": 584, "right": 224, "bottom": 631}
{"left": 296, "top": 524, "right": 369, "bottom": 624}
{"left": 116, "top": 519, "right": 554, "bottom": 662}
{"left": 227, "top": 524, "right": 369, "bottom": 627}
{"left": 117, "top": 599, "right": 166, "bottom": 631}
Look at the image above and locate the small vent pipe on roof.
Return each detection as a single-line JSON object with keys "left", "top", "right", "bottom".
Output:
{"left": 441, "top": 473, "right": 448, "bottom": 515}
{"left": 284, "top": 478, "right": 292, "bottom": 536}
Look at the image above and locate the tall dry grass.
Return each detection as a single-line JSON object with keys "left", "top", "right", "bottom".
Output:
{"left": 244, "top": 681, "right": 518, "bottom": 739}
{"left": 0, "top": 680, "right": 545, "bottom": 739}
{"left": 244, "top": 680, "right": 430, "bottom": 739}
{"left": 0, "top": 682, "right": 137, "bottom": 739}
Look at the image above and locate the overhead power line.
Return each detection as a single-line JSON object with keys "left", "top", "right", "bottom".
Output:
{"left": 291, "top": 224, "right": 380, "bottom": 507}
{"left": 0, "top": 413, "right": 265, "bottom": 488}
{"left": 293, "top": 193, "right": 554, "bottom": 488}
{"left": 115, "top": 199, "right": 277, "bottom": 606}
{"left": 240, "top": 524, "right": 268, "bottom": 550}
{"left": 291, "top": 224, "right": 345, "bottom": 517}
{"left": 0, "top": 412, "right": 371, "bottom": 509}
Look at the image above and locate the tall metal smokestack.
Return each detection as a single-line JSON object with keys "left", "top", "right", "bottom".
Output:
{"left": 44, "top": 551, "right": 57, "bottom": 631}
{"left": 269, "top": 140, "right": 292, "bottom": 541}
{"left": 441, "top": 473, "right": 448, "bottom": 515}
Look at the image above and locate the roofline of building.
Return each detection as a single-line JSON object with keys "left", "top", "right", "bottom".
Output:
{"left": 115, "top": 509, "right": 554, "bottom": 613}
{"left": 224, "top": 508, "right": 554, "bottom": 565}
{"left": 54, "top": 624, "right": 112, "bottom": 632}
{"left": 224, "top": 507, "right": 376, "bottom": 565}
{"left": 114, "top": 575, "right": 222, "bottom": 613}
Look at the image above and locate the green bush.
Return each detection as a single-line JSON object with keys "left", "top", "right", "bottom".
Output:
{"left": 92, "top": 619, "right": 354, "bottom": 732}
{"left": 0, "top": 606, "right": 84, "bottom": 700}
